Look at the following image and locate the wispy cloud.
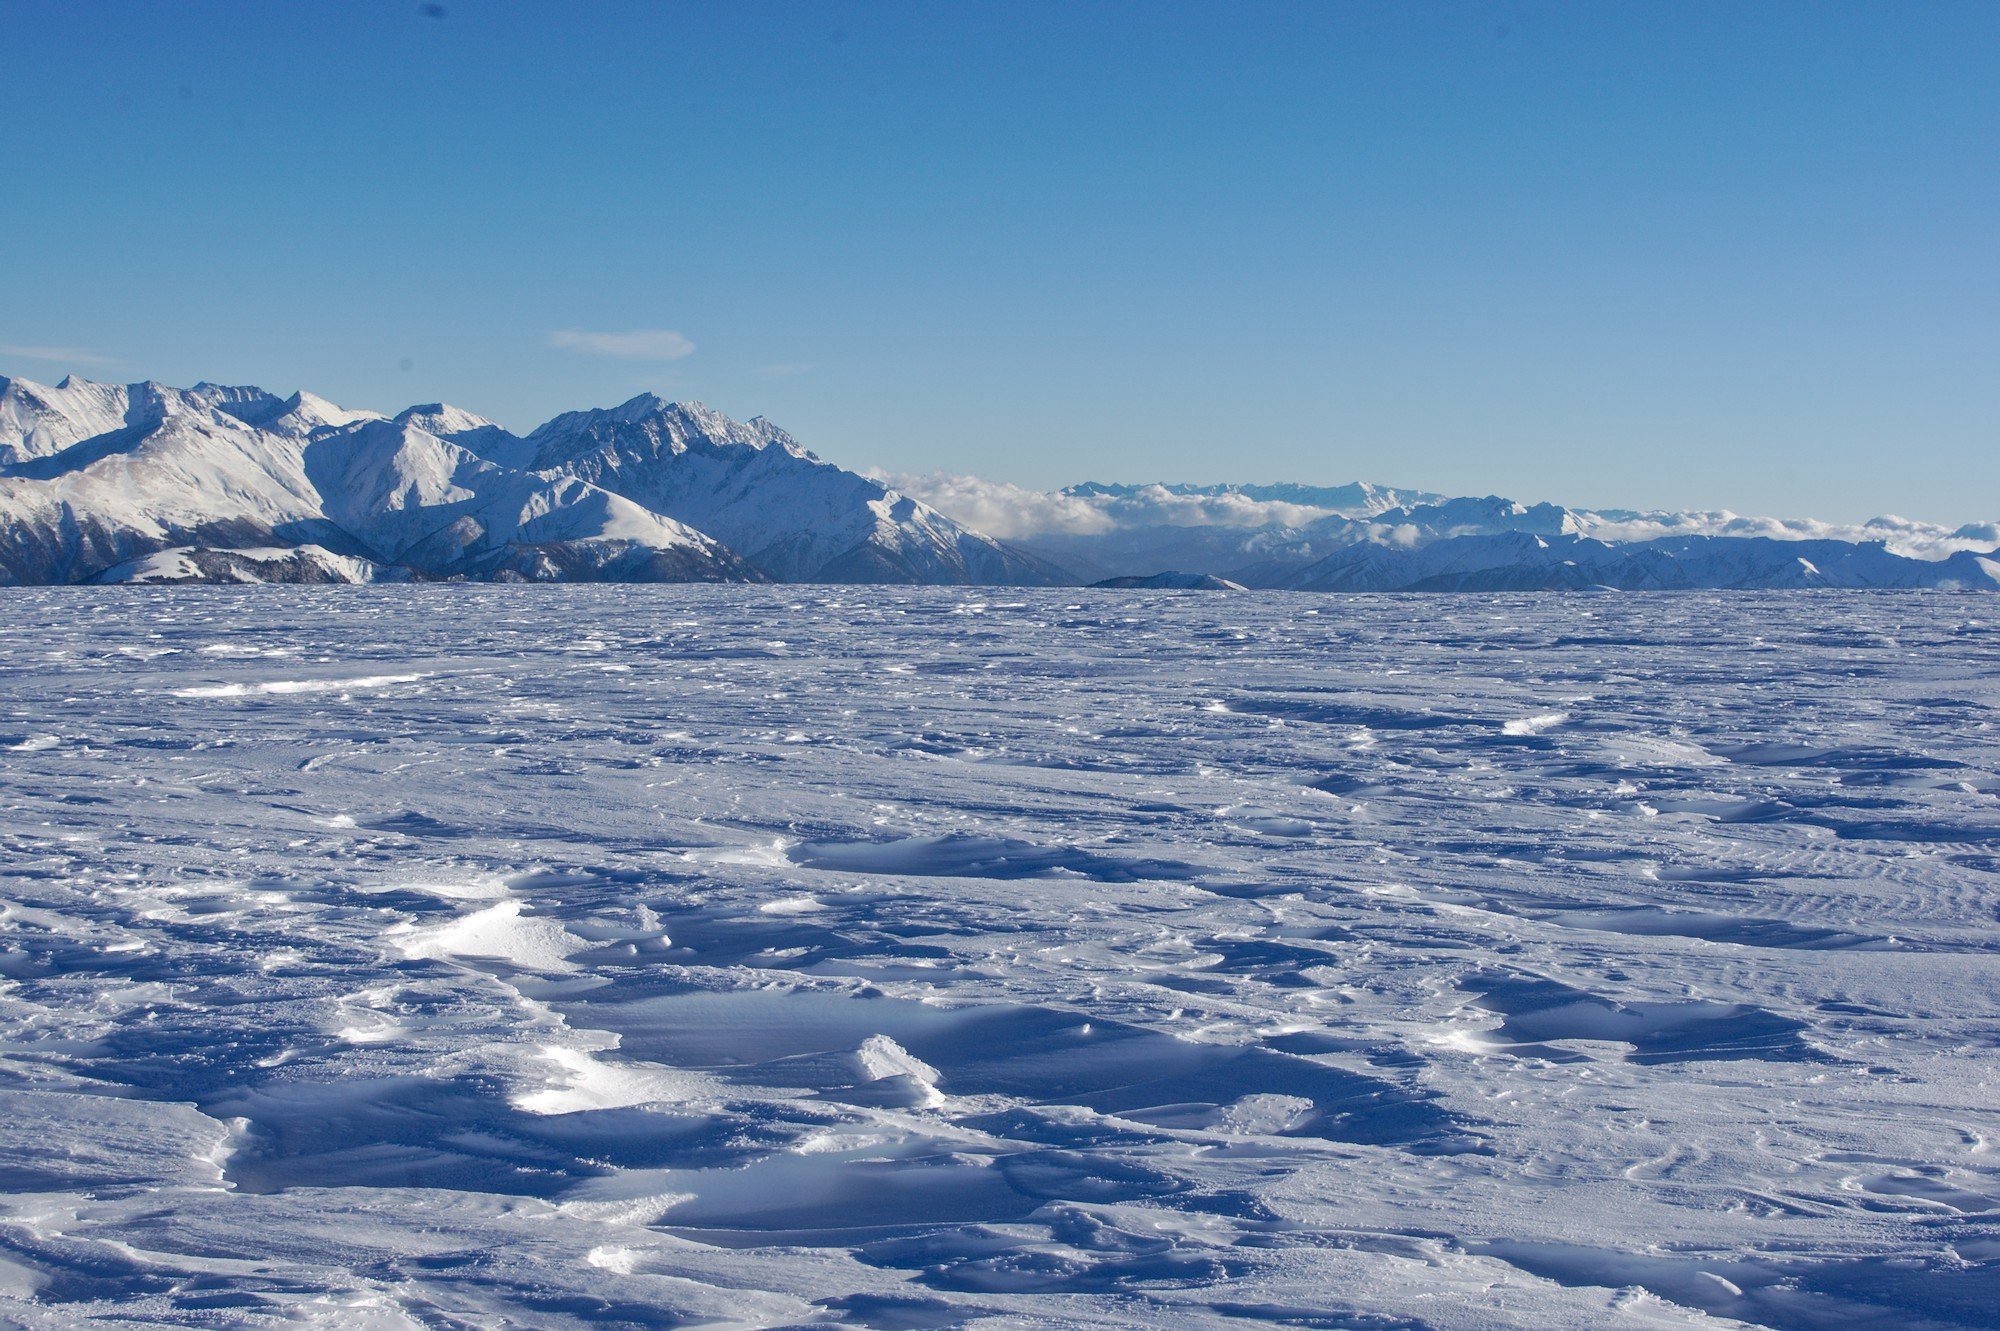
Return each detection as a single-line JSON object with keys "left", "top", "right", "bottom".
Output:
{"left": 0, "top": 342, "right": 118, "bottom": 367}
{"left": 547, "top": 328, "right": 696, "bottom": 361}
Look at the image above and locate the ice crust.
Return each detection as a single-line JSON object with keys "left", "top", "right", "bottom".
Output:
{"left": 0, "top": 586, "right": 1996, "bottom": 1328}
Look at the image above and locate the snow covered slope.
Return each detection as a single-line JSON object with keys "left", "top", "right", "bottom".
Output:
{"left": 0, "top": 375, "right": 1060, "bottom": 586}
{"left": 0, "top": 385, "right": 335, "bottom": 584}
{"left": 4, "top": 369, "right": 1994, "bottom": 589}
{"left": 91, "top": 544, "right": 403, "bottom": 584}
{"left": 515, "top": 396, "right": 1067, "bottom": 584}
{"left": 3, "top": 587, "right": 1995, "bottom": 1326}
{"left": 0, "top": 376, "right": 754, "bottom": 585}
{"left": 0, "top": 373, "right": 178, "bottom": 462}
{"left": 301, "top": 418, "right": 756, "bottom": 582}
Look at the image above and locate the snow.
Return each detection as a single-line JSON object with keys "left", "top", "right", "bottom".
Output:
{"left": 94, "top": 544, "right": 395, "bottom": 585}
{"left": 0, "top": 384, "right": 755, "bottom": 586}
{"left": 5, "top": 373, "right": 1997, "bottom": 590}
{"left": 170, "top": 671, "right": 429, "bottom": 698}
{"left": 0, "top": 585, "right": 1995, "bottom": 1327}
{"left": 888, "top": 471, "right": 2000, "bottom": 584}
{"left": 0, "top": 377, "right": 1056, "bottom": 587}
{"left": 518, "top": 397, "right": 1059, "bottom": 584}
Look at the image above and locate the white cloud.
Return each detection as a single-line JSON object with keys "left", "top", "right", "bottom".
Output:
{"left": 1572, "top": 509, "right": 1999, "bottom": 561}
{"left": 0, "top": 343, "right": 118, "bottom": 367}
{"left": 547, "top": 328, "right": 696, "bottom": 361}
{"left": 870, "top": 470, "right": 1115, "bottom": 538}
{"left": 870, "top": 471, "right": 1339, "bottom": 540}
{"left": 874, "top": 470, "right": 2000, "bottom": 561}
{"left": 1100, "top": 486, "right": 1331, "bottom": 530}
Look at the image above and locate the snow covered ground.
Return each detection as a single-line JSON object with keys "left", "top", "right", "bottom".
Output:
{"left": 0, "top": 587, "right": 1996, "bottom": 1329}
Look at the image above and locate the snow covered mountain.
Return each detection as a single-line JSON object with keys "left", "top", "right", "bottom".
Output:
{"left": 1276, "top": 530, "right": 2000, "bottom": 591}
{"left": 887, "top": 471, "right": 2000, "bottom": 591}
{"left": 3, "top": 370, "right": 1994, "bottom": 590}
{"left": 510, "top": 397, "right": 1065, "bottom": 584}
{"left": 297, "top": 417, "right": 755, "bottom": 584}
{"left": 0, "top": 375, "right": 1054, "bottom": 587}
{"left": 0, "top": 377, "right": 752, "bottom": 585}
{"left": 1063, "top": 479, "right": 1448, "bottom": 515}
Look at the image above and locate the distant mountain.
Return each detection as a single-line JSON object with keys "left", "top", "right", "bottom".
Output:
{"left": 0, "top": 375, "right": 1059, "bottom": 587}
{"left": 513, "top": 397, "right": 1063, "bottom": 585}
{"left": 889, "top": 472, "right": 2000, "bottom": 592}
{"left": 1278, "top": 531, "right": 2000, "bottom": 592}
{"left": 3, "top": 369, "right": 1994, "bottom": 590}
{"left": 1063, "top": 480, "right": 1446, "bottom": 515}
{"left": 1090, "top": 571, "right": 1247, "bottom": 590}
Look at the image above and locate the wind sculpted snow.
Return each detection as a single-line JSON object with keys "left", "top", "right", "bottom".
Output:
{"left": 0, "top": 587, "right": 1996, "bottom": 1327}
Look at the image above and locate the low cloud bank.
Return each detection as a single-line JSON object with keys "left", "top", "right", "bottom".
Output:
{"left": 1576, "top": 511, "right": 2000, "bottom": 561}
{"left": 874, "top": 471, "right": 1333, "bottom": 539}
{"left": 875, "top": 469, "right": 1997, "bottom": 563}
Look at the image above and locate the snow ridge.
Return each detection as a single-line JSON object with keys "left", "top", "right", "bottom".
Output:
{"left": 0, "top": 376, "right": 1056, "bottom": 587}
{"left": 1, "top": 370, "right": 1994, "bottom": 589}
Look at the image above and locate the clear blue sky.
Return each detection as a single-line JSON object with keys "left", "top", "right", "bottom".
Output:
{"left": 4, "top": 1, "right": 1995, "bottom": 521}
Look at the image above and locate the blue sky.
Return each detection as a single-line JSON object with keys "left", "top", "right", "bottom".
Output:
{"left": 4, "top": 1, "right": 1995, "bottom": 521}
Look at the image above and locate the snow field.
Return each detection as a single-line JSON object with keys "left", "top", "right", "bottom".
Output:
{"left": 0, "top": 586, "right": 1995, "bottom": 1328}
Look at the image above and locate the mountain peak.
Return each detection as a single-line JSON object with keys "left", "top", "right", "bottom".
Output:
{"left": 608, "top": 392, "right": 696, "bottom": 423}
{"left": 263, "top": 390, "right": 384, "bottom": 437}
{"left": 396, "top": 402, "right": 502, "bottom": 435}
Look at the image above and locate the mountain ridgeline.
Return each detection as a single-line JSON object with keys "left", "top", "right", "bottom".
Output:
{"left": 0, "top": 376, "right": 1061, "bottom": 588}
{"left": 1, "top": 372, "right": 1995, "bottom": 591}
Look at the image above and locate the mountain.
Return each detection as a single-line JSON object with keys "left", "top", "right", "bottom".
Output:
{"left": 0, "top": 376, "right": 752, "bottom": 585}
{"left": 889, "top": 472, "right": 2000, "bottom": 592}
{"left": 1090, "top": 571, "right": 1247, "bottom": 590}
{"left": 0, "top": 375, "right": 1060, "bottom": 587}
{"left": 0, "top": 380, "right": 330, "bottom": 583}
{"left": 1278, "top": 532, "right": 2000, "bottom": 592}
{"left": 4, "top": 369, "right": 1994, "bottom": 591}
{"left": 508, "top": 397, "right": 1065, "bottom": 585}
{"left": 1064, "top": 479, "right": 1447, "bottom": 515}
{"left": 1011, "top": 493, "right": 1592, "bottom": 584}
{"left": 298, "top": 417, "right": 756, "bottom": 583}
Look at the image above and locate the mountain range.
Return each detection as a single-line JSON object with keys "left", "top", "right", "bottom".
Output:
{"left": 0, "top": 375, "right": 1059, "bottom": 588}
{"left": 2, "top": 372, "right": 1995, "bottom": 591}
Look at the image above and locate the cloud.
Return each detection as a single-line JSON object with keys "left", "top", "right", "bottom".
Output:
{"left": 1571, "top": 509, "right": 2000, "bottom": 561}
{"left": 0, "top": 343, "right": 118, "bottom": 367}
{"left": 872, "top": 471, "right": 2000, "bottom": 562}
{"left": 1097, "top": 486, "right": 1332, "bottom": 531}
{"left": 547, "top": 328, "right": 696, "bottom": 361}
{"left": 870, "top": 471, "right": 1340, "bottom": 540}
{"left": 869, "top": 470, "right": 1116, "bottom": 539}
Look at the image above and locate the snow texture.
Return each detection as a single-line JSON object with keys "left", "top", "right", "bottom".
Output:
{"left": 0, "top": 585, "right": 1996, "bottom": 1328}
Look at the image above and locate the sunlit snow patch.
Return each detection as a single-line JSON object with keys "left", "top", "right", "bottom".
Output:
{"left": 390, "top": 899, "right": 584, "bottom": 972}
{"left": 172, "top": 672, "right": 428, "bottom": 698}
